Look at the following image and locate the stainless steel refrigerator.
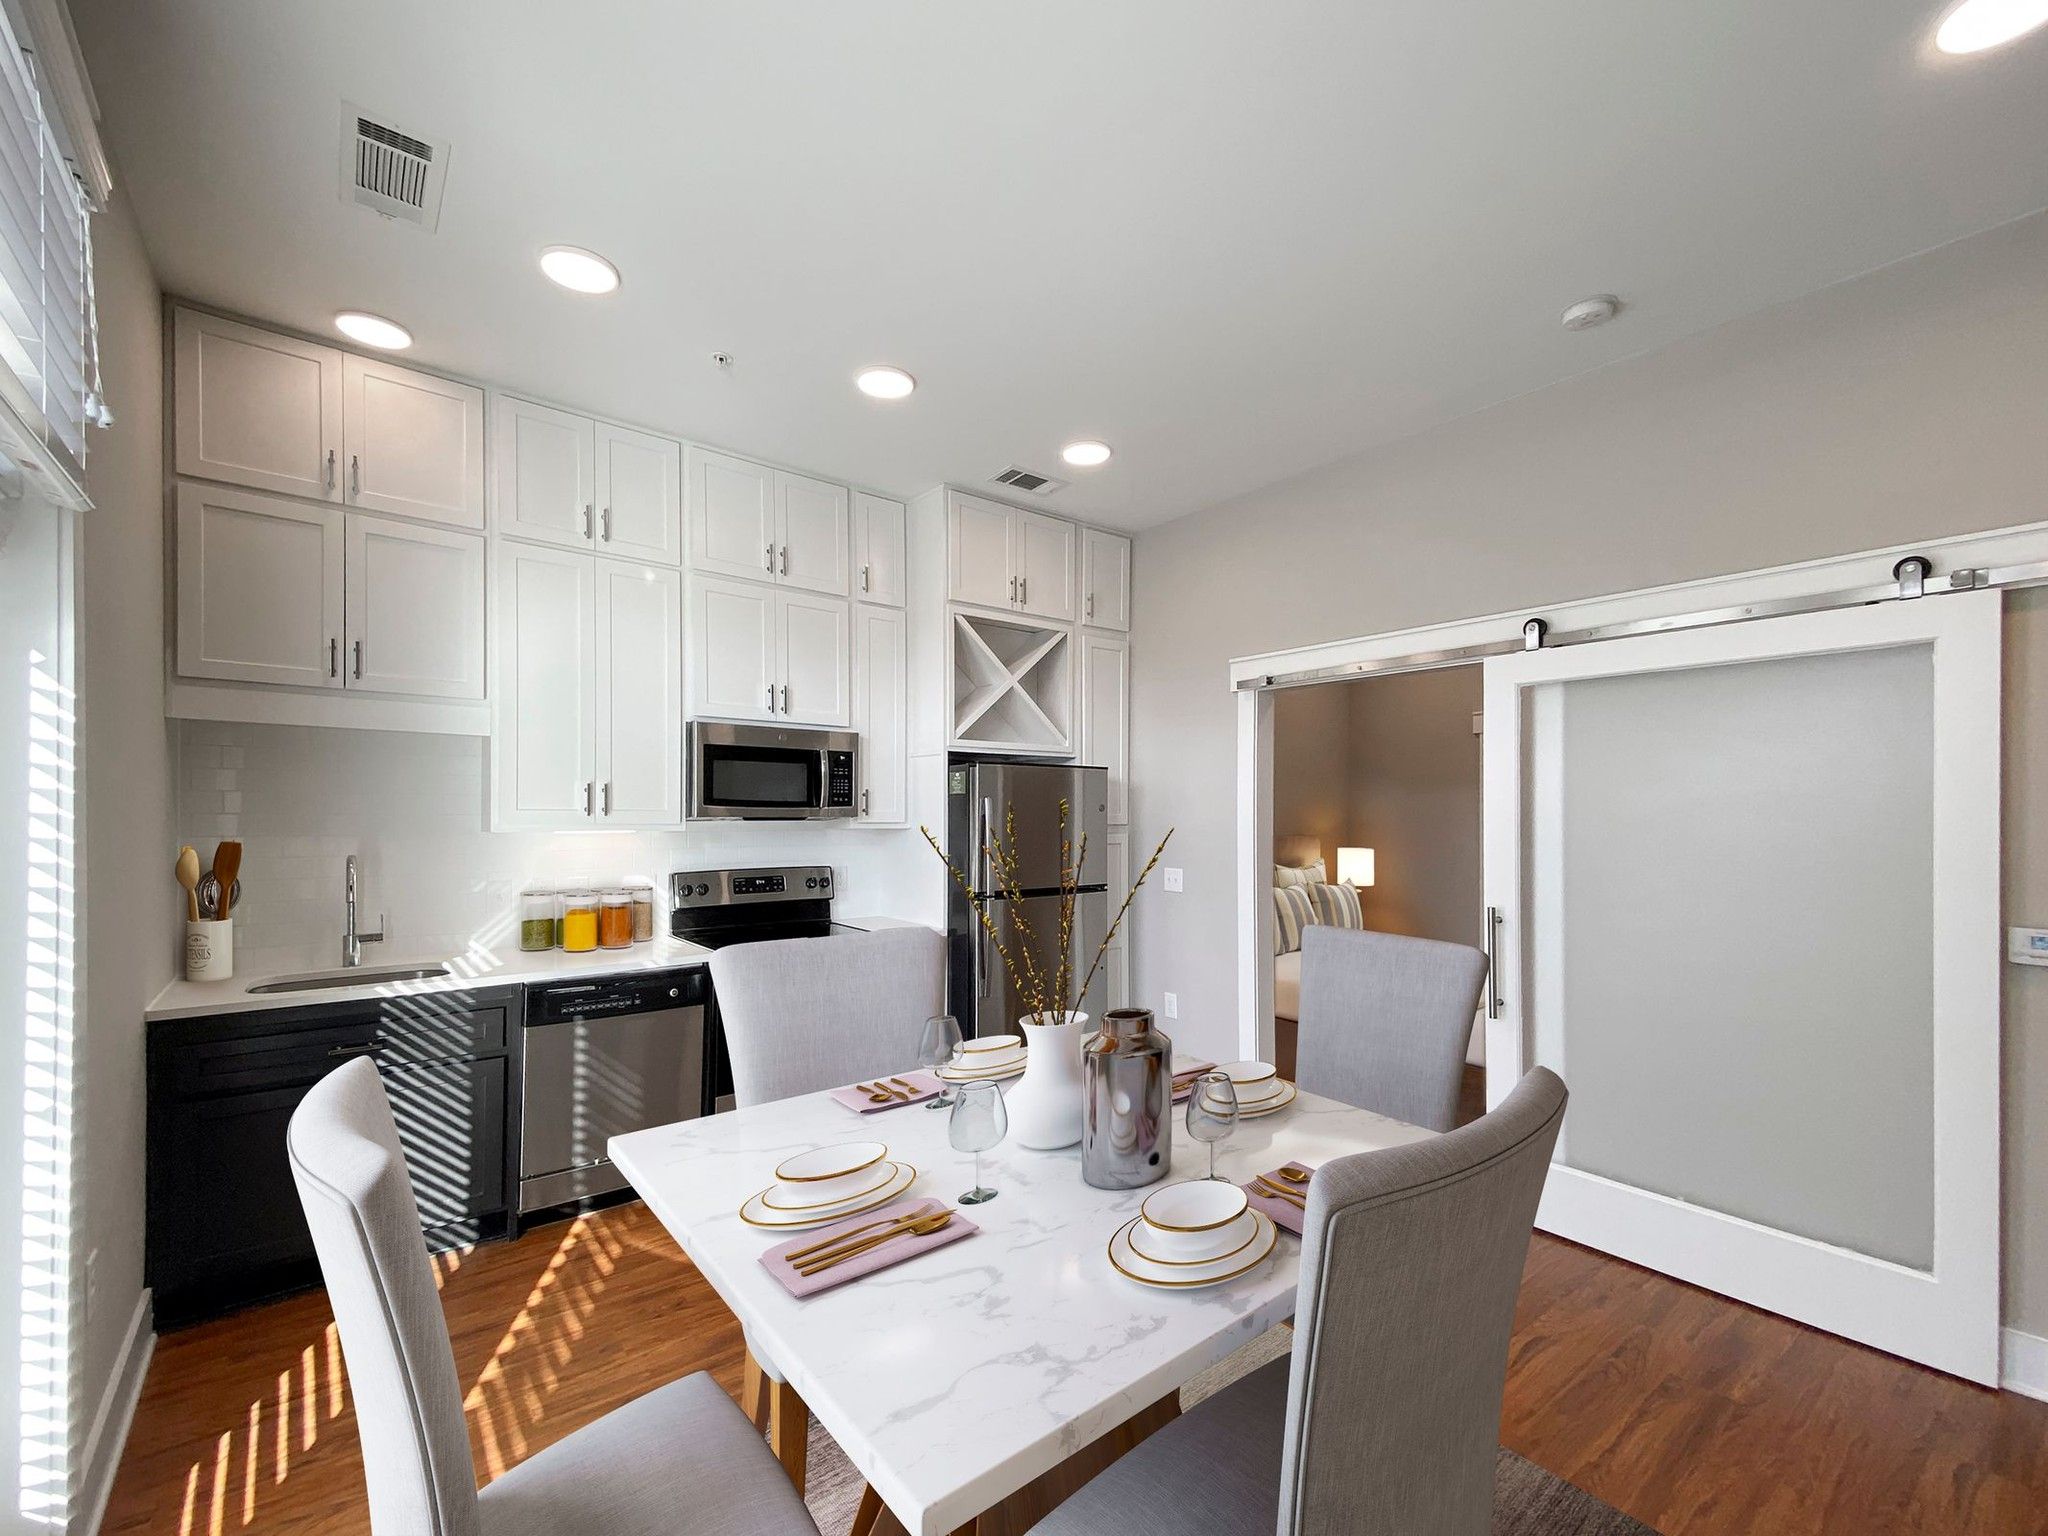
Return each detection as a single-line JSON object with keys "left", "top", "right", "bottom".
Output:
{"left": 945, "top": 759, "right": 1110, "bottom": 1037}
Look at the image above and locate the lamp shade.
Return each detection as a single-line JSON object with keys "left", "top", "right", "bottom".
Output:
{"left": 1337, "top": 847, "right": 1375, "bottom": 887}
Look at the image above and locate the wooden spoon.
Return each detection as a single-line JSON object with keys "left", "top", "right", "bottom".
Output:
{"left": 211, "top": 840, "right": 243, "bottom": 918}
{"left": 175, "top": 845, "right": 201, "bottom": 922}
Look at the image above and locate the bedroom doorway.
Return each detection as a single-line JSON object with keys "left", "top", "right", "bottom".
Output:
{"left": 1268, "top": 664, "right": 1484, "bottom": 1099}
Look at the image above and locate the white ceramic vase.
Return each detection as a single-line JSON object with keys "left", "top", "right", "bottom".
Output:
{"left": 1006, "top": 1013, "right": 1089, "bottom": 1149}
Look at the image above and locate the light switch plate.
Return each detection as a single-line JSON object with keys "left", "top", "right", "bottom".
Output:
{"left": 1163, "top": 992, "right": 1178, "bottom": 1018}
{"left": 2009, "top": 927, "right": 2048, "bottom": 967}
{"left": 1163, "top": 867, "right": 1183, "bottom": 892}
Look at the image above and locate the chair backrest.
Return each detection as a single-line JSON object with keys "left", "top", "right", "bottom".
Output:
{"left": 287, "top": 1058, "right": 480, "bottom": 1536}
{"left": 1279, "top": 1066, "right": 1567, "bottom": 1536}
{"left": 1295, "top": 925, "right": 1487, "bottom": 1132}
{"left": 710, "top": 926, "right": 946, "bottom": 1107}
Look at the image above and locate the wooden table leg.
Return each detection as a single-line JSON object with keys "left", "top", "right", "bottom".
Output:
{"left": 742, "top": 1348, "right": 770, "bottom": 1431}
{"left": 851, "top": 1483, "right": 886, "bottom": 1536}
{"left": 766, "top": 1374, "right": 810, "bottom": 1495}
{"left": 968, "top": 1392, "right": 1180, "bottom": 1536}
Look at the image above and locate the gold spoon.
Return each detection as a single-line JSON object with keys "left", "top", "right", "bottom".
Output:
{"left": 1274, "top": 1165, "right": 1312, "bottom": 1184}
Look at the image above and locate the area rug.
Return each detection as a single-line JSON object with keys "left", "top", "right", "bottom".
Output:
{"left": 796, "top": 1326, "right": 1659, "bottom": 1534}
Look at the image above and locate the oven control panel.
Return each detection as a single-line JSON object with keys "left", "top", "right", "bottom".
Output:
{"left": 671, "top": 865, "right": 834, "bottom": 908}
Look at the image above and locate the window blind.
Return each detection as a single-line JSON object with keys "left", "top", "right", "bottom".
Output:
{"left": 0, "top": 0, "right": 96, "bottom": 478}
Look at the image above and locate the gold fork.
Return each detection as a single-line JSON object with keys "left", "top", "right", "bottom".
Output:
{"left": 857, "top": 1080, "right": 905, "bottom": 1102}
{"left": 1251, "top": 1176, "right": 1307, "bottom": 1210}
{"left": 784, "top": 1209, "right": 927, "bottom": 1264}
{"left": 795, "top": 1212, "right": 953, "bottom": 1275}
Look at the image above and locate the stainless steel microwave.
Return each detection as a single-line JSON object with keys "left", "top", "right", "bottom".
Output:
{"left": 686, "top": 721, "right": 858, "bottom": 820}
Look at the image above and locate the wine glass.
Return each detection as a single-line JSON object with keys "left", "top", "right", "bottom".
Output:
{"left": 1186, "top": 1071, "right": 1239, "bottom": 1181}
{"left": 949, "top": 1080, "right": 1007, "bottom": 1205}
{"left": 916, "top": 1014, "right": 962, "bottom": 1109}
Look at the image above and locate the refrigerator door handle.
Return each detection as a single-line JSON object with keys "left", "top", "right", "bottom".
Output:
{"left": 979, "top": 797, "right": 996, "bottom": 893}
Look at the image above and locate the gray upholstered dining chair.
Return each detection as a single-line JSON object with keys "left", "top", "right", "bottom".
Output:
{"left": 1029, "top": 1066, "right": 1567, "bottom": 1536}
{"left": 287, "top": 1057, "right": 821, "bottom": 1536}
{"left": 1295, "top": 924, "right": 1489, "bottom": 1132}
{"left": 710, "top": 925, "right": 945, "bottom": 1108}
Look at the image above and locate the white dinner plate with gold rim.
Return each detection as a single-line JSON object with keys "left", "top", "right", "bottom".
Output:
{"left": 1108, "top": 1210, "right": 1279, "bottom": 1289}
{"left": 740, "top": 1162, "right": 918, "bottom": 1229}
{"left": 1196, "top": 1079, "right": 1297, "bottom": 1117}
{"left": 1212, "top": 1077, "right": 1286, "bottom": 1107}
{"left": 936, "top": 1059, "right": 1026, "bottom": 1082}
{"left": 759, "top": 1158, "right": 898, "bottom": 1211}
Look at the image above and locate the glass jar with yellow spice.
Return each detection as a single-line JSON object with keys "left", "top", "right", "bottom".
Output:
{"left": 559, "top": 890, "right": 599, "bottom": 954}
{"left": 598, "top": 888, "right": 634, "bottom": 949}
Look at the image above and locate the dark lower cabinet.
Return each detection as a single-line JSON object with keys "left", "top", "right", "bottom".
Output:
{"left": 147, "top": 985, "right": 519, "bottom": 1328}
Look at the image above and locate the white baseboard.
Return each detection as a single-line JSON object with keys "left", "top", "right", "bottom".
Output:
{"left": 77, "top": 1288, "right": 154, "bottom": 1536}
{"left": 2003, "top": 1326, "right": 2048, "bottom": 1402}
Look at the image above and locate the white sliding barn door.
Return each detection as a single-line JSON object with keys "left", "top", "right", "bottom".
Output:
{"left": 1481, "top": 593, "right": 2000, "bottom": 1382}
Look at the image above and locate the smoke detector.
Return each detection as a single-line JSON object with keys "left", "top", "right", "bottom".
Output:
{"left": 1560, "top": 295, "right": 1621, "bottom": 332}
{"left": 341, "top": 104, "right": 449, "bottom": 231}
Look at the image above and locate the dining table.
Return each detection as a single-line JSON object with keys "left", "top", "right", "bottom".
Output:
{"left": 609, "top": 1079, "right": 1436, "bottom": 1536}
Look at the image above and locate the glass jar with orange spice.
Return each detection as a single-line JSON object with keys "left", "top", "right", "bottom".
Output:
{"left": 598, "top": 888, "right": 634, "bottom": 949}
{"left": 559, "top": 890, "right": 599, "bottom": 953}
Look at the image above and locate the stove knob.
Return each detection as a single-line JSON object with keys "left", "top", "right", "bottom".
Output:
{"left": 696, "top": 882, "right": 710, "bottom": 897}
{"left": 805, "top": 877, "right": 818, "bottom": 890}
{"left": 819, "top": 873, "right": 831, "bottom": 886}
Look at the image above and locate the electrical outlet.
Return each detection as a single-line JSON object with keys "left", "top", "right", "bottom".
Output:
{"left": 1163, "top": 867, "right": 1183, "bottom": 892}
{"left": 1163, "top": 992, "right": 1179, "bottom": 1018}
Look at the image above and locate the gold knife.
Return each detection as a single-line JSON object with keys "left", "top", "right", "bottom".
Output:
{"left": 796, "top": 1213, "right": 952, "bottom": 1275}
{"left": 784, "top": 1209, "right": 926, "bottom": 1264}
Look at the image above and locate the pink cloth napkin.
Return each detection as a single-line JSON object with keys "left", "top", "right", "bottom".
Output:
{"left": 827, "top": 1069, "right": 944, "bottom": 1113}
{"left": 1170, "top": 1062, "right": 1220, "bottom": 1104}
{"left": 759, "top": 1197, "right": 978, "bottom": 1299}
{"left": 1241, "top": 1163, "right": 1313, "bottom": 1235}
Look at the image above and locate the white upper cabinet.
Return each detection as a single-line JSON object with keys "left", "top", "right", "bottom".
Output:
{"left": 176, "top": 483, "right": 344, "bottom": 687}
{"left": 777, "top": 589, "right": 851, "bottom": 726}
{"left": 688, "top": 447, "right": 777, "bottom": 581}
{"left": 949, "top": 492, "right": 1015, "bottom": 610}
{"left": 1016, "top": 511, "right": 1076, "bottom": 622}
{"left": 1080, "top": 632, "right": 1130, "bottom": 825}
{"left": 853, "top": 492, "right": 907, "bottom": 607}
{"left": 494, "top": 542, "right": 599, "bottom": 828}
{"left": 689, "top": 574, "right": 777, "bottom": 721}
{"left": 174, "top": 309, "right": 341, "bottom": 502}
{"left": 775, "top": 470, "right": 850, "bottom": 595}
{"left": 853, "top": 604, "right": 907, "bottom": 825}
{"left": 494, "top": 396, "right": 596, "bottom": 549}
{"left": 594, "top": 559, "right": 683, "bottom": 825}
{"left": 595, "top": 422, "right": 682, "bottom": 564}
{"left": 1081, "top": 528, "right": 1131, "bottom": 632}
{"left": 344, "top": 514, "right": 486, "bottom": 699}
{"left": 342, "top": 355, "right": 485, "bottom": 528}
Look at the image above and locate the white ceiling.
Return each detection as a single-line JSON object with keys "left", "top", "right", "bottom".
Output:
{"left": 72, "top": 0, "right": 2048, "bottom": 531}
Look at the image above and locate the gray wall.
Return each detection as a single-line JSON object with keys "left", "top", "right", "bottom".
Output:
{"left": 1127, "top": 207, "right": 2048, "bottom": 1336}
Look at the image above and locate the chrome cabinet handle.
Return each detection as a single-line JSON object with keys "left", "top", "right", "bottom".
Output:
{"left": 584, "top": 781, "right": 595, "bottom": 817}
{"left": 329, "top": 637, "right": 339, "bottom": 678}
{"left": 325, "top": 449, "right": 336, "bottom": 491}
{"left": 327, "top": 1038, "right": 382, "bottom": 1059}
{"left": 1484, "top": 906, "right": 1504, "bottom": 1019}
{"left": 778, "top": 545, "right": 788, "bottom": 575}
{"left": 1086, "top": 592, "right": 1095, "bottom": 620}
{"left": 600, "top": 506, "right": 611, "bottom": 542}
{"left": 860, "top": 564, "right": 870, "bottom": 592}
{"left": 353, "top": 639, "right": 364, "bottom": 680}
{"left": 1019, "top": 576, "right": 1027, "bottom": 605}
{"left": 349, "top": 454, "right": 359, "bottom": 497}
{"left": 584, "top": 504, "right": 594, "bottom": 540}
{"left": 766, "top": 683, "right": 775, "bottom": 713}
{"left": 601, "top": 782, "right": 612, "bottom": 816}
{"left": 779, "top": 684, "right": 789, "bottom": 714}
{"left": 1009, "top": 575, "right": 1017, "bottom": 603}
{"left": 765, "top": 543, "right": 774, "bottom": 571}
{"left": 861, "top": 788, "right": 869, "bottom": 815}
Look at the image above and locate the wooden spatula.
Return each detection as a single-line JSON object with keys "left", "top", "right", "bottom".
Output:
{"left": 175, "top": 845, "right": 201, "bottom": 922}
{"left": 211, "top": 840, "right": 243, "bottom": 918}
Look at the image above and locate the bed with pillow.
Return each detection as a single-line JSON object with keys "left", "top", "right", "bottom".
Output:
{"left": 1271, "top": 837, "right": 1367, "bottom": 1074}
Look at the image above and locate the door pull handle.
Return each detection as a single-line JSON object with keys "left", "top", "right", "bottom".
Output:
{"left": 1484, "top": 906, "right": 1504, "bottom": 1019}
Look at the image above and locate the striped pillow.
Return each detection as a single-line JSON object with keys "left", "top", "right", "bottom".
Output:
{"left": 1313, "top": 881, "right": 1363, "bottom": 929}
{"left": 1274, "top": 884, "right": 1316, "bottom": 955}
{"left": 1273, "top": 859, "right": 1326, "bottom": 889}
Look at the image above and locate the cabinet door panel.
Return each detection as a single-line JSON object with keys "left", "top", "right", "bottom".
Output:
{"left": 173, "top": 309, "right": 342, "bottom": 501}
{"left": 1081, "top": 528, "right": 1131, "bottom": 632}
{"left": 687, "top": 448, "right": 776, "bottom": 581}
{"left": 494, "top": 543, "right": 597, "bottom": 827}
{"left": 344, "top": 514, "right": 486, "bottom": 699}
{"left": 777, "top": 591, "right": 851, "bottom": 727}
{"left": 948, "top": 492, "right": 1014, "bottom": 609}
{"left": 176, "top": 483, "right": 344, "bottom": 687}
{"left": 343, "top": 355, "right": 485, "bottom": 527}
{"left": 595, "top": 560, "right": 682, "bottom": 825}
{"left": 595, "top": 423, "right": 681, "bottom": 565}
{"left": 853, "top": 604, "right": 907, "bottom": 824}
{"left": 1017, "top": 511, "right": 1077, "bottom": 622}
{"left": 384, "top": 1058, "right": 507, "bottom": 1228}
{"left": 494, "top": 396, "right": 595, "bottom": 548}
{"left": 775, "top": 470, "right": 850, "bottom": 595}
{"left": 853, "top": 492, "right": 907, "bottom": 607}
{"left": 689, "top": 575, "right": 776, "bottom": 721}
{"left": 1081, "top": 633, "right": 1130, "bottom": 824}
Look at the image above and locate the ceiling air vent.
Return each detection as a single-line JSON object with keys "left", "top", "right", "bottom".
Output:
{"left": 990, "top": 465, "right": 1067, "bottom": 495}
{"left": 340, "top": 103, "right": 449, "bottom": 231}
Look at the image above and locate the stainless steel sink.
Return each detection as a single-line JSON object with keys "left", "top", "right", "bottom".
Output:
{"left": 246, "top": 964, "right": 452, "bottom": 995}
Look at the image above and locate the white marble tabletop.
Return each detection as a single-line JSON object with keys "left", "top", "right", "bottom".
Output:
{"left": 610, "top": 1082, "right": 1434, "bottom": 1535}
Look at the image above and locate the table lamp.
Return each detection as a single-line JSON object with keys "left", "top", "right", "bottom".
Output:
{"left": 1337, "top": 847, "right": 1375, "bottom": 887}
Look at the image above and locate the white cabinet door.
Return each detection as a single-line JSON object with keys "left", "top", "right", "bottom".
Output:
{"left": 948, "top": 492, "right": 1015, "bottom": 610}
{"left": 595, "top": 423, "right": 681, "bottom": 565}
{"left": 342, "top": 355, "right": 485, "bottom": 527}
{"left": 175, "top": 483, "right": 343, "bottom": 687}
{"left": 595, "top": 560, "right": 682, "bottom": 825}
{"left": 776, "top": 470, "right": 850, "bottom": 595}
{"left": 1081, "top": 528, "right": 1131, "bottom": 631}
{"left": 777, "top": 591, "right": 851, "bottom": 726}
{"left": 1016, "top": 510, "right": 1077, "bottom": 622}
{"left": 689, "top": 574, "right": 777, "bottom": 721}
{"left": 853, "top": 492, "right": 907, "bottom": 607}
{"left": 494, "top": 543, "right": 598, "bottom": 828}
{"left": 852, "top": 604, "right": 907, "bottom": 824}
{"left": 343, "top": 514, "right": 486, "bottom": 699}
{"left": 1080, "top": 633, "right": 1130, "bottom": 824}
{"left": 173, "top": 308, "right": 341, "bottom": 501}
{"left": 688, "top": 447, "right": 777, "bottom": 582}
{"left": 494, "top": 396, "right": 595, "bottom": 549}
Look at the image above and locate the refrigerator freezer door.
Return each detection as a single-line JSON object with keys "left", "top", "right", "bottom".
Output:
{"left": 961, "top": 761, "right": 1110, "bottom": 894}
{"left": 970, "top": 889, "right": 1111, "bottom": 1034}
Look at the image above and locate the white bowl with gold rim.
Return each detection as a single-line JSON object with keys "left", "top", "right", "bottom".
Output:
{"left": 958, "top": 1033, "right": 1023, "bottom": 1058}
{"left": 1215, "top": 1060, "right": 1278, "bottom": 1088}
{"left": 772, "top": 1141, "right": 890, "bottom": 1201}
{"left": 1138, "top": 1180, "right": 1251, "bottom": 1261}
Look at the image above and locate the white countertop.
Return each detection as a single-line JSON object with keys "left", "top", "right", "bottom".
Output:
{"left": 609, "top": 1083, "right": 1435, "bottom": 1535}
{"left": 144, "top": 913, "right": 918, "bottom": 1020}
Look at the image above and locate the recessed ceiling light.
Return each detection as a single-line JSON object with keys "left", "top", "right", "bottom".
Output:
{"left": 855, "top": 366, "right": 916, "bottom": 400}
{"left": 1060, "top": 440, "right": 1112, "bottom": 468}
{"left": 334, "top": 311, "right": 412, "bottom": 350}
{"left": 1560, "top": 295, "right": 1621, "bottom": 331}
{"left": 1936, "top": 0, "right": 2048, "bottom": 51}
{"left": 539, "top": 245, "right": 621, "bottom": 294}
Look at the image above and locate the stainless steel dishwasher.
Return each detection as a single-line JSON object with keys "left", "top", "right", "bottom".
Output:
{"left": 518, "top": 967, "right": 709, "bottom": 1215}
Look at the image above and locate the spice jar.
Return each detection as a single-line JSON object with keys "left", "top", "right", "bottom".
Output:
{"left": 629, "top": 882, "right": 656, "bottom": 943}
{"left": 518, "top": 888, "right": 557, "bottom": 952}
{"left": 598, "top": 888, "right": 634, "bottom": 949}
{"left": 559, "top": 890, "right": 599, "bottom": 953}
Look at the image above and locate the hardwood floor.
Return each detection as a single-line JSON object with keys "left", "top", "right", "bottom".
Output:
{"left": 104, "top": 1201, "right": 2048, "bottom": 1536}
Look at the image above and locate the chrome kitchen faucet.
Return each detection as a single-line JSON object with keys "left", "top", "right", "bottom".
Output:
{"left": 342, "top": 854, "right": 384, "bottom": 968}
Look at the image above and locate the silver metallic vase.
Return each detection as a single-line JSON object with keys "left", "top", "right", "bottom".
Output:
{"left": 1081, "top": 1007, "right": 1174, "bottom": 1189}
